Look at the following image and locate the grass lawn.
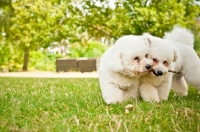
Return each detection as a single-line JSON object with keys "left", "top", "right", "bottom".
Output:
{"left": 0, "top": 77, "right": 200, "bottom": 132}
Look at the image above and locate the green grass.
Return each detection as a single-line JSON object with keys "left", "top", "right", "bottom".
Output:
{"left": 0, "top": 77, "right": 200, "bottom": 132}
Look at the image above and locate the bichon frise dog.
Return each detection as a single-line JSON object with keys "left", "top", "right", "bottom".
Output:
{"left": 139, "top": 34, "right": 178, "bottom": 102}
{"left": 163, "top": 26, "right": 200, "bottom": 95}
{"left": 98, "top": 35, "right": 152, "bottom": 104}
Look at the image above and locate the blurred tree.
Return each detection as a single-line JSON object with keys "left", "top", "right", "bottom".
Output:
{"left": 9, "top": 0, "right": 71, "bottom": 71}
{"left": 113, "top": 0, "right": 200, "bottom": 37}
{"left": 0, "top": 0, "right": 13, "bottom": 35}
{"left": 69, "top": 0, "right": 200, "bottom": 55}
{"left": 70, "top": 0, "right": 116, "bottom": 42}
{"left": 0, "top": 0, "right": 14, "bottom": 70}
{"left": 1, "top": 0, "right": 200, "bottom": 71}
{"left": 69, "top": 0, "right": 200, "bottom": 41}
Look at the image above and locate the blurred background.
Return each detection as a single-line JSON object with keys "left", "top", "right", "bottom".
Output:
{"left": 0, "top": 0, "right": 200, "bottom": 72}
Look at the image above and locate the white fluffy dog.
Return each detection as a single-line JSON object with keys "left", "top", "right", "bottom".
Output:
{"left": 98, "top": 35, "right": 152, "bottom": 104}
{"left": 139, "top": 34, "right": 178, "bottom": 102}
{"left": 163, "top": 26, "right": 200, "bottom": 95}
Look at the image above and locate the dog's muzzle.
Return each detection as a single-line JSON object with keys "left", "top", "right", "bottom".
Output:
{"left": 152, "top": 70, "right": 163, "bottom": 76}
{"left": 145, "top": 64, "right": 152, "bottom": 70}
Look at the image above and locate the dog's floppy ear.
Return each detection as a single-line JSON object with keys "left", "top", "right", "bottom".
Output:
{"left": 173, "top": 51, "right": 178, "bottom": 62}
{"left": 108, "top": 52, "right": 124, "bottom": 72}
{"left": 119, "top": 52, "right": 123, "bottom": 65}
{"left": 118, "top": 52, "right": 124, "bottom": 71}
{"left": 142, "top": 33, "right": 152, "bottom": 48}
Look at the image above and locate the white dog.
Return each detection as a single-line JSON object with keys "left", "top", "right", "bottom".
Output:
{"left": 139, "top": 34, "right": 178, "bottom": 102}
{"left": 163, "top": 26, "right": 200, "bottom": 95}
{"left": 98, "top": 35, "right": 152, "bottom": 104}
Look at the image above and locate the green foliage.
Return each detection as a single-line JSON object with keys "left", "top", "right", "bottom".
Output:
{"left": 0, "top": 40, "right": 23, "bottom": 72}
{"left": 85, "top": 41, "right": 108, "bottom": 57}
{"left": 0, "top": 78, "right": 200, "bottom": 131}
{"left": 5, "top": 0, "right": 74, "bottom": 70}
{"left": 28, "top": 51, "right": 61, "bottom": 71}
{"left": 0, "top": 0, "right": 200, "bottom": 71}
{"left": 69, "top": 41, "right": 108, "bottom": 58}
{"left": 9, "top": 0, "right": 70, "bottom": 50}
{"left": 193, "top": 23, "right": 200, "bottom": 55}
{"left": 113, "top": 0, "right": 200, "bottom": 37}
{"left": 194, "top": 36, "right": 200, "bottom": 56}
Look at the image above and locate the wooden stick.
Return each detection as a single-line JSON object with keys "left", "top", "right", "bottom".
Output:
{"left": 168, "top": 70, "right": 181, "bottom": 74}
{"left": 150, "top": 69, "right": 180, "bottom": 74}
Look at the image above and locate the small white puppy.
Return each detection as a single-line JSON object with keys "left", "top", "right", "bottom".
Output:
{"left": 139, "top": 34, "right": 178, "bottom": 102}
{"left": 163, "top": 26, "right": 200, "bottom": 95}
{"left": 98, "top": 35, "right": 152, "bottom": 104}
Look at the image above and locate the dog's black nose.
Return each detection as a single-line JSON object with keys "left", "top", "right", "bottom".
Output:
{"left": 157, "top": 70, "right": 163, "bottom": 76}
{"left": 145, "top": 64, "right": 151, "bottom": 70}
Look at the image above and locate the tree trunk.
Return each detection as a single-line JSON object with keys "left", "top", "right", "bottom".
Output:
{"left": 22, "top": 48, "right": 29, "bottom": 71}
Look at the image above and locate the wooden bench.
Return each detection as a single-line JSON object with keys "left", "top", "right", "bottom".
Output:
{"left": 56, "top": 58, "right": 78, "bottom": 72}
{"left": 56, "top": 58, "right": 100, "bottom": 72}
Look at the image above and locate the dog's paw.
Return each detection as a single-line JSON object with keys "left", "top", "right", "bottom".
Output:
{"left": 159, "top": 95, "right": 169, "bottom": 101}
{"left": 104, "top": 97, "right": 123, "bottom": 104}
{"left": 142, "top": 96, "right": 160, "bottom": 103}
{"left": 173, "top": 90, "right": 188, "bottom": 96}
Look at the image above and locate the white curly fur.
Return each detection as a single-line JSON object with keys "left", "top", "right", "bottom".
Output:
{"left": 99, "top": 26, "right": 199, "bottom": 104}
{"left": 164, "top": 26, "right": 200, "bottom": 95}
{"left": 164, "top": 25, "right": 194, "bottom": 47}
{"left": 98, "top": 35, "right": 152, "bottom": 104}
{"left": 139, "top": 34, "right": 178, "bottom": 102}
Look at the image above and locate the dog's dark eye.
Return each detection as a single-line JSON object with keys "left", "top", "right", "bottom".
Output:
{"left": 134, "top": 56, "right": 139, "bottom": 60}
{"left": 163, "top": 61, "right": 169, "bottom": 67}
{"left": 163, "top": 61, "right": 167, "bottom": 64}
{"left": 145, "top": 54, "right": 148, "bottom": 58}
{"left": 153, "top": 58, "right": 157, "bottom": 62}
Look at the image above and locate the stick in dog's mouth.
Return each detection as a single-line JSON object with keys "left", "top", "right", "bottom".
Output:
{"left": 149, "top": 69, "right": 180, "bottom": 74}
{"left": 168, "top": 70, "right": 181, "bottom": 74}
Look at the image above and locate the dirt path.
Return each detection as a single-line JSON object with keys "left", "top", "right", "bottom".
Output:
{"left": 0, "top": 71, "right": 99, "bottom": 78}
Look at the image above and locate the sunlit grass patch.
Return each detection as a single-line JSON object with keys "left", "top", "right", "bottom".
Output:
{"left": 0, "top": 77, "right": 199, "bottom": 131}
